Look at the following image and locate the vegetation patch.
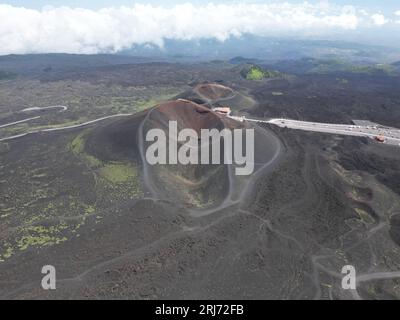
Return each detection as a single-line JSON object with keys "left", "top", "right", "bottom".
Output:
{"left": 70, "top": 131, "right": 102, "bottom": 167}
{"left": 354, "top": 208, "right": 375, "bottom": 224}
{"left": 100, "top": 163, "right": 137, "bottom": 184}
{"left": 17, "top": 234, "right": 67, "bottom": 251}
{"left": 246, "top": 65, "right": 265, "bottom": 80}
{"left": 241, "top": 65, "right": 285, "bottom": 81}
{"left": 68, "top": 131, "right": 142, "bottom": 201}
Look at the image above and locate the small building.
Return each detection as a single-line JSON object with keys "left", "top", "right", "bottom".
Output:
{"left": 212, "top": 107, "right": 231, "bottom": 116}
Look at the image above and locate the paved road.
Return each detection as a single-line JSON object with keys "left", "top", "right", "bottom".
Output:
{"left": 0, "top": 113, "right": 133, "bottom": 142}
{"left": 230, "top": 116, "right": 400, "bottom": 146}
{"left": 3, "top": 104, "right": 400, "bottom": 148}
{"left": 21, "top": 105, "right": 68, "bottom": 112}
{"left": 0, "top": 105, "right": 68, "bottom": 130}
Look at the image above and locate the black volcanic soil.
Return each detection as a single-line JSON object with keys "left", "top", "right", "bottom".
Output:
{"left": 84, "top": 111, "right": 147, "bottom": 164}
{"left": 334, "top": 137, "right": 400, "bottom": 196}
{"left": 2, "top": 124, "right": 381, "bottom": 300}
{"left": 5, "top": 121, "right": 366, "bottom": 300}
{"left": 249, "top": 74, "right": 400, "bottom": 128}
{"left": 2, "top": 60, "right": 400, "bottom": 300}
{"left": 390, "top": 214, "right": 400, "bottom": 247}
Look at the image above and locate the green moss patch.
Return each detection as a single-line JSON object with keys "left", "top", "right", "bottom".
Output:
{"left": 355, "top": 208, "right": 375, "bottom": 224}
{"left": 100, "top": 163, "right": 137, "bottom": 184}
{"left": 246, "top": 66, "right": 265, "bottom": 80}
{"left": 69, "top": 131, "right": 102, "bottom": 168}
{"left": 241, "top": 65, "right": 285, "bottom": 81}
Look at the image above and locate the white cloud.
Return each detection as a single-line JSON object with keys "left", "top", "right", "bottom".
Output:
{"left": 395, "top": 10, "right": 400, "bottom": 24}
{"left": 0, "top": 3, "right": 390, "bottom": 55}
{"left": 371, "top": 13, "right": 388, "bottom": 26}
{"left": 395, "top": 10, "right": 400, "bottom": 16}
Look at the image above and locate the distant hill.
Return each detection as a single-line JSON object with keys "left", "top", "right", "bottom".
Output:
{"left": 229, "top": 56, "right": 263, "bottom": 65}
{"left": 121, "top": 36, "right": 400, "bottom": 63}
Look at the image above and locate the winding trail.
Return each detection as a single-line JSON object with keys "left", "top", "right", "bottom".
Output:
{"left": 0, "top": 113, "right": 133, "bottom": 142}
{"left": 21, "top": 105, "right": 68, "bottom": 112}
{"left": 188, "top": 123, "right": 283, "bottom": 217}
{"left": 193, "top": 84, "right": 237, "bottom": 108}
{"left": 0, "top": 105, "right": 69, "bottom": 140}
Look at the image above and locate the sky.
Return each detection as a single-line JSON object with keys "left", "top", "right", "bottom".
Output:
{"left": 0, "top": 1, "right": 400, "bottom": 55}
{"left": 3, "top": 0, "right": 400, "bottom": 12}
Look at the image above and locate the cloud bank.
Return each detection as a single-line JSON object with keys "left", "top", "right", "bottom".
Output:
{"left": 0, "top": 2, "right": 398, "bottom": 55}
{"left": 371, "top": 14, "right": 388, "bottom": 26}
